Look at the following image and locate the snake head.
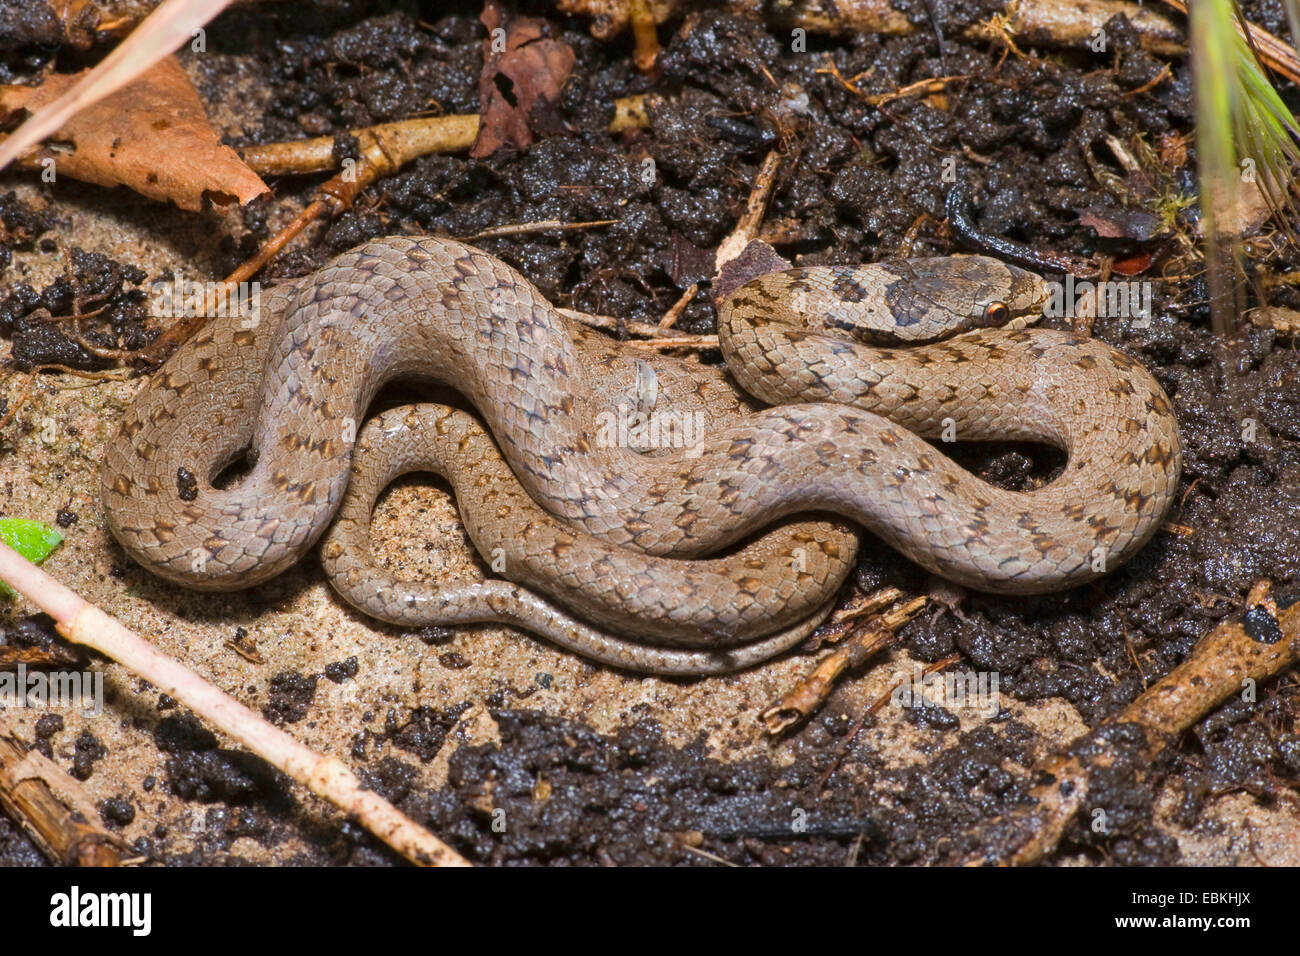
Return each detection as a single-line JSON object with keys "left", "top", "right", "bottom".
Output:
{"left": 879, "top": 256, "right": 1050, "bottom": 339}
{"left": 774, "top": 257, "right": 1052, "bottom": 345}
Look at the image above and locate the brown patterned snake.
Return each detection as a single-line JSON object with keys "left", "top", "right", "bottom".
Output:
{"left": 102, "top": 236, "right": 1181, "bottom": 673}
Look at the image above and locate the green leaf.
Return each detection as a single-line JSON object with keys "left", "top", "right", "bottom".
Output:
{"left": 0, "top": 518, "right": 63, "bottom": 598}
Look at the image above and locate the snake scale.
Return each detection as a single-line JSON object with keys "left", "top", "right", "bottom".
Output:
{"left": 101, "top": 236, "right": 1181, "bottom": 673}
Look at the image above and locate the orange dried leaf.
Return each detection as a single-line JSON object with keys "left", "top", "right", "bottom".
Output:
{"left": 0, "top": 56, "right": 267, "bottom": 211}
{"left": 470, "top": 0, "right": 576, "bottom": 159}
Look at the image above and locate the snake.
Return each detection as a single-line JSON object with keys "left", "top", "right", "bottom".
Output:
{"left": 101, "top": 236, "right": 1182, "bottom": 673}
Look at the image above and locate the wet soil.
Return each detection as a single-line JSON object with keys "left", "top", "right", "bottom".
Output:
{"left": 0, "top": 0, "right": 1297, "bottom": 866}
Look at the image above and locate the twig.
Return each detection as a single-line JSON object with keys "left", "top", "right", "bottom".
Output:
{"left": 555, "top": 306, "right": 695, "bottom": 340}
{"left": 625, "top": 334, "right": 719, "bottom": 349}
{"left": 657, "top": 283, "right": 699, "bottom": 330}
{"left": 237, "top": 96, "right": 650, "bottom": 177}
{"left": 866, "top": 74, "right": 968, "bottom": 107}
{"left": 818, "top": 653, "right": 962, "bottom": 789}
{"left": 32, "top": 364, "right": 133, "bottom": 381}
{"left": 678, "top": 842, "right": 739, "bottom": 866}
{"left": 0, "top": 541, "right": 470, "bottom": 867}
{"left": 559, "top": 0, "right": 1184, "bottom": 56}
{"left": 0, "top": 730, "right": 131, "bottom": 866}
{"left": 715, "top": 150, "right": 783, "bottom": 270}
{"left": 973, "top": 579, "right": 1300, "bottom": 865}
{"left": 143, "top": 96, "right": 653, "bottom": 363}
{"left": 0, "top": 372, "right": 37, "bottom": 432}
{"left": 760, "top": 595, "right": 928, "bottom": 734}
{"left": 627, "top": 0, "right": 662, "bottom": 72}
{"left": 462, "top": 219, "right": 617, "bottom": 241}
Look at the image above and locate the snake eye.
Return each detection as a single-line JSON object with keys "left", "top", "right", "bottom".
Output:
{"left": 982, "top": 301, "right": 1010, "bottom": 325}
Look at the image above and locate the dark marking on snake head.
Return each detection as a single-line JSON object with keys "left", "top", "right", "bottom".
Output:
{"left": 831, "top": 268, "right": 868, "bottom": 303}
{"left": 879, "top": 277, "right": 924, "bottom": 328}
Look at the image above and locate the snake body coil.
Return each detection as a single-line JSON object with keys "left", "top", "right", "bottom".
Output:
{"left": 102, "top": 237, "right": 1181, "bottom": 673}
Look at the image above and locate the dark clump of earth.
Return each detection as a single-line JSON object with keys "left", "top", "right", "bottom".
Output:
{"left": 0, "top": 0, "right": 1297, "bottom": 866}
{"left": 261, "top": 671, "right": 319, "bottom": 725}
{"left": 0, "top": 244, "right": 155, "bottom": 370}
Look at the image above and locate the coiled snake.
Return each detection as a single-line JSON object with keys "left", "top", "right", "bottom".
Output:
{"left": 101, "top": 237, "right": 1181, "bottom": 674}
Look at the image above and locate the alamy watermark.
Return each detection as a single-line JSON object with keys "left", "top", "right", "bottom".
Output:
{"left": 151, "top": 276, "right": 261, "bottom": 327}
{"left": 1044, "top": 275, "right": 1153, "bottom": 326}
{"left": 890, "top": 664, "right": 1001, "bottom": 719}
{"left": 594, "top": 403, "right": 706, "bottom": 456}
{"left": 0, "top": 664, "right": 104, "bottom": 717}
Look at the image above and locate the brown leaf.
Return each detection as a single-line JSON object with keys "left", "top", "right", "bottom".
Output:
{"left": 0, "top": 55, "right": 267, "bottom": 211}
{"left": 470, "top": 0, "right": 576, "bottom": 159}
{"left": 1076, "top": 205, "right": 1164, "bottom": 241}
{"left": 1111, "top": 253, "right": 1153, "bottom": 277}
{"left": 711, "top": 240, "right": 790, "bottom": 305}
{"left": 662, "top": 232, "right": 715, "bottom": 288}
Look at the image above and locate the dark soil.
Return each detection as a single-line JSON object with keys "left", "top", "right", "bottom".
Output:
{"left": 1, "top": 0, "right": 1298, "bottom": 866}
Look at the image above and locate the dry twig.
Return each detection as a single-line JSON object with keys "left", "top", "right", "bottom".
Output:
{"left": 0, "top": 730, "right": 132, "bottom": 866}
{"left": 761, "top": 592, "right": 928, "bottom": 734}
{"left": 0, "top": 541, "right": 470, "bottom": 867}
{"left": 972, "top": 580, "right": 1300, "bottom": 865}
{"left": 142, "top": 96, "right": 652, "bottom": 361}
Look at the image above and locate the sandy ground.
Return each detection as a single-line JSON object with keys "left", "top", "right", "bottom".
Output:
{"left": 1, "top": 174, "right": 1297, "bottom": 866}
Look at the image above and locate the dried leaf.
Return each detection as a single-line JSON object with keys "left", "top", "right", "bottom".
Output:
{"left": 662, "top": 232, "right": 715, "bottom": 288}
{"left": 711, "top": 240, "right": 790, "bottom": 304}
{"left": 1076, "top": 205, "right": 1165, "bottom": 241}
{"left": 0, "top": 0, "right": 233, "bottom": 173}
{"left": 1110, "top": 253, "right": 1154, "bottom": 276}
{"left": 0, "top": 56, "right": 267, "bottom": 211}
{"left": 1198, "top": 175, "right": 1273, "bottom": 240}
{"left": 470, "top": 0, "right": 576, "bottom": 159}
